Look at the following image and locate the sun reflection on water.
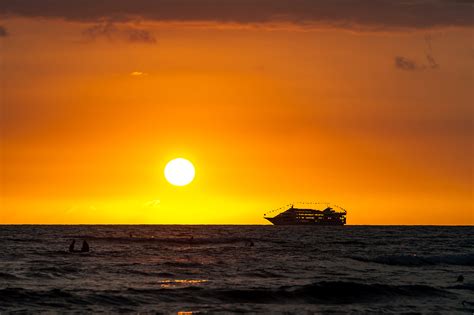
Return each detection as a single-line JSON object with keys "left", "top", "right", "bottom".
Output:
{"left": 158, "top": 279, "right": 208, "bottom": 288}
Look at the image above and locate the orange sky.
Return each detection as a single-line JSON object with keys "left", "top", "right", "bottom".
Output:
{"left": 0, "top": 2, "right": 473, "bottom": 224}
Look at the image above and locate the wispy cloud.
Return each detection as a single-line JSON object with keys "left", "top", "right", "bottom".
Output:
{"left": 83, "top": 21, "right": 156, "bottom": 43}
{"left": 1, "top": 0, "right": 473, "bottom": 31}
{"left": 425, "top": 53, "right": 439, "bottom": 69}
{"left": 424, "top": 35, "right": 439, "bottom": 69}
{"left": 130, "top": 71, "right": 148, "bottom": 76}
{"left": 144, "top": 199, "right": 161, "bottom": 208}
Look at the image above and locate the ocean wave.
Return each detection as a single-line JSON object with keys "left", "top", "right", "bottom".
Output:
{"left": 23, "top": 272, "right": 55, "bottom": 280}
{"left": 206, "top": 281, "right": 449, "bottom": 304}
{"left": 0, "top": 281, "right": 449, "bottom": 308}
{"left": 0, "top": 288, "right": 76, "bottom": 308}
{"left": 22, "top": 265, "right": 83, "bottom": 280}
{"left": 350, "top": 253, "right": 474, "bottom": 266}
{"left": 242, "top": 269, "right": 284, "bottom": 278}
{"left": 2, "top": 237, "right": 44, "bottom": 243}
{"left": 68, "top": 235, "right": 258, "bottom": 246}
{"left": 120, "top": 269, "right": 176, "bottom": 278}
{"left": 118, "top": 281, "right": 450, "bottom": 304}
{"left": 86, "top": 292, "right": 139, "bottom": 306}
{"left": 162, "top": 261, "right": 203, "bottom": 268}
{"left": 448, "top": 283, "right": 474, "bottom": 291}
{"left": 29, "top": 265, "right": 81, "bottom": 274}
{"left": 136, "top": 281, "right": 449, "bottom": 304}
{"left": 0, "top": 287, "right": 147, "bottom": 309}
{"left": 0, "top": 272, "right": 20, "bottom": 280}
{"left": 330, "top": 240, "right": 367, "bottom": 245}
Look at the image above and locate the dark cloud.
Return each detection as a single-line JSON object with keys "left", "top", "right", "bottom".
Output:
{"left": 424, "top": 36, "right": 439, "bottom": 69}
{"left": 126, "top": 28, "right": 155, "bottom": 43}
{"left": 83, "top": 22, "right": 156, "bottom": 43}
{"left": 395, "top": 36, "right": 441, "bottom": 71}
{"left": 395, "top": 56, "right": 420, "bottom": 71}
{"left": 0, "top": 25, "right": 7, "bottom": 36}
{"left": 394, "top": 54, "right": 440, "bottom": 71}
{"left": 83, "top": 22, "right": 118, "bottom": 41}
{"left": 0, "top": 0, "right": 473, "bottom": 30}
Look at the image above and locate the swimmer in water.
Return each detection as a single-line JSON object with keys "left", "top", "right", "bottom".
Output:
{"left": 68, "top": 240, "right": 76, "bottom": 252}
{"left": 80, "top": 240, "right": 90, "bottom": 252}
{"left": 245, "top": 239, "right": 254, "bottom": 247}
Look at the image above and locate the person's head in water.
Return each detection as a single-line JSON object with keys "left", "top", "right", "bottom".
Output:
{"left": 69, "top": 240, "right": 76, "bottom": 252}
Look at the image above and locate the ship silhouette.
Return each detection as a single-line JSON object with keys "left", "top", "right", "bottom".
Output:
{"left": 264, "top": 204, "right": 347, "bottom": 225}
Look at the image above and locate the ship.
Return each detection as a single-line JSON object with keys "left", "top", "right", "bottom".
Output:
{"left": 264, "top": 204, "right": 347, "bottom": 225}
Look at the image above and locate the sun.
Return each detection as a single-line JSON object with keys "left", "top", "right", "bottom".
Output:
{"left": 164, "top": 158, "right": 195, "bottom": 186}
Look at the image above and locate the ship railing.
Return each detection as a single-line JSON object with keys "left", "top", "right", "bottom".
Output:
{"left": 264, "top": 202, "right": 347, "bottom": 217}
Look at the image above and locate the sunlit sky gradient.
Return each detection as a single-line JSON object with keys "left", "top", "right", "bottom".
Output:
{"left": 0, "top": 1, "right": 473, "bottom": 224}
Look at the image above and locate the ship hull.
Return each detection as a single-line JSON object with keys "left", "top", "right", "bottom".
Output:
{"left": 265, "top": 217, "right": 345, "bottom": 226}
{"left": 264, "top": 206, "right": 347, "bottom": 226}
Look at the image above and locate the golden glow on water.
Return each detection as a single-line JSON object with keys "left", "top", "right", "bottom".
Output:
{"left": 158, "top": 279, "right": 208, "bottom": 288}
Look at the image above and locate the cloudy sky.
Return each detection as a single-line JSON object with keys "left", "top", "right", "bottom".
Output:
{"left": 0, "top": 1, "right": 472, "bottom": 224}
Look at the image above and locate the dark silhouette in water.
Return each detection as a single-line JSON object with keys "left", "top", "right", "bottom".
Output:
{"left": 68, "top": 240, "right": 89, "bottom": 253}
{"left": 457, "top": 275, "right": 464, "bottom": 282}
{"left": 81, "top": 240, "right": 90, "bottom": 252}
{"left": 68, "top": 240, "right": 76, "bottom": 252}
{"left": 264, "top": 205, "right": 347, "bottom": 225}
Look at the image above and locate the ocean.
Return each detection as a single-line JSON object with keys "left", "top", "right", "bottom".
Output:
{"left": 0, "top": 225, "right": 473, "bottom": 313}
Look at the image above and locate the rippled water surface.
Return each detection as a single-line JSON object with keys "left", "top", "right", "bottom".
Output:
{"left": 0, "top": 225, "right": 473, "bottom": 313}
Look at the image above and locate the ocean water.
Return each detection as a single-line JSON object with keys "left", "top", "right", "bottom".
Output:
{"left": 0, "top": 225, "right": 473, "bottom": 313}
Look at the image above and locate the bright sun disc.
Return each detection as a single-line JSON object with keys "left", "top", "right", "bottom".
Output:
{"left": 164, "top": 158, "right": 195, "bottom": 186}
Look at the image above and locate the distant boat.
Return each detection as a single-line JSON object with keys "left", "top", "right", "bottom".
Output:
{"left": 264, "top": 204, "right": 347, "bottom": 225}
